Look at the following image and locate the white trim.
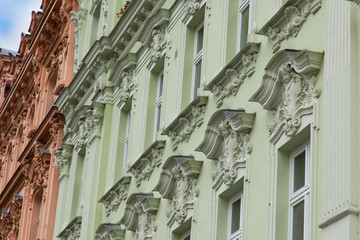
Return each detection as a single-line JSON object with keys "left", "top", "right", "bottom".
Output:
{"left": 288, "top": 143, "right": 310, "bottom": 240}
{"left": 236, "top": 0, "right": 250, "bottom": 52}
{"left": 228, "top": 192, "right": 243, "bottom": 240}
{"left": 191, "top": 22, "right": 204, "bottom": 101}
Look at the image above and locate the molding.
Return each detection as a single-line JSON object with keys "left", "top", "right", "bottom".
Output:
{"left": 128, "top": 141, "right": 165, "bottom": 187}
{"left": 162, "top": 96, "right": 208, "bottom": 150}
{"left": 196, "top": 109, "right": 255, "bottom": 188}
{"left": 250, "top": 49, "right": 323, "bottom": 139}
{"left": 120, "top": 193, "right": 160, "bottom": 240}
{"left": 55, "top": 144, "right": 73, "bottom": 180}
{"left": 57, "top": 216, "right": 82, "bottom": 240}
{"left": 258, "top": 0, "right": 321, "bottom": 52}
{"left": 99, "top": 176, "right": 131, "bottom": 217}
{"left": 347, "top": 0, "right": 360, "bottom": 5}
{"left": 318, "top": 205, "right": 360, "bottom": 229}
{"left": 205, "top": 43, "right": 260, "bottom": 107}
{"left": 95, "top": 223, "right": 125, "bottom": 240}
{"left": 153, "top": 155, "right": 202, "bottom": 226}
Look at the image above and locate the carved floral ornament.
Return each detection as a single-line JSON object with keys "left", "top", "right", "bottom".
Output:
{"left": 206, "top": 43, "right": 260, "bottom": 107}
{"left": 57, "top": 216, "right": 82, "bottom": 240}
{"left": 128, "top": 141, "right": 165, "bottom": 187}
{"left": 0, "top": 194, "right": 23, "bottom": 239}
{"left": 163, "top": 96, "right": 208, "bottom": 151}
{"left": 153, "top": 156, "right": 202, "bottom": 226}
{"left": 186, "top": 0, "right": 201, "bottom": 15}
{"left": 258, "top": 0, "right": 321, "bottom": 52}
{"left": 55, "top": 144, "right": 73, "bottom": 179}
{"left": 250, "top": 49, "right": 323, "bottom": 140}
{"left": 196, "top": 109, "right": 255, "bottom": 189}
{"left": 99, "top": 176, "right": 131, "bottom": 217}
{"left": 95, "top": 223, "right": 125, "bottom": 240}
{"left": 149, "top": 28, "right": 171, "bottom": 63}
{"left": 120, "top": 193, "right": 160, "bottom": 240}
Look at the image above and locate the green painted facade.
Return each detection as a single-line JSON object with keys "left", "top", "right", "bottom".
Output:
{"left": 53, "top": 0, "right": 360, "bottom": 239}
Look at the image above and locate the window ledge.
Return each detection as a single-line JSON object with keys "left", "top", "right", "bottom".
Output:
{"left": 258, "top": 0, "right": 321, "bottom": 52}
{"left": 57, "top": 216, "right": 82, "bottom": 239}
{"left": 162, "top": 96, "right": 208, "bottom": 151}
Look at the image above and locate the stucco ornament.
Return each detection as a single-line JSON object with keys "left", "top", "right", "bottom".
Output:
{"left": 154, "top": 156, "right": 202, "bottom": 226}
{"left": 70, "top": 8, "right": 87, "bottom": 72}
{"left": 74, "top": 104, "right": 104, "bottom": 152}
{"left": 206, "top": 43, "right": 260, "bottom": 107}
{"left": 186, "top": 0, "right": 201, "bottom": 14}
{"left": 99, "top": 176, "right": 131, "bottom": 216}
{"left": 197, "top": 110, "right": 255, "bottom": 188}
{"left": 250, "top": 49, "right": 323, "bottom": 139}
{"left": 57, "top": 216, "right": 82, "bottom": 240}
{"left": 259, "top": 0, "right": 321, "bottom": 52}
{"left": 31, "top": 145, "right": 51, "bottom": 191}
{"left": 55, "top": 144, "right": 73, "bottom": 179}
{"left": 95, "top": 223, "right": 125, "bottom": 240}
{"left": 120, "top": 193, "right": 160, "bottom": 240}
{"left": 149, "top": 29, "right": 170, "bottom": 63}
{"left": 165, "top": 96, "right": 207, "bottom": 150}
{"left": 118, "top": 71, "right": 136, "bottom": 104}
{"left": 0, "top": 194, "right": 23, "bottom": 239}
{"left": 129, "top": 141, "right": 165, "bottom": 187}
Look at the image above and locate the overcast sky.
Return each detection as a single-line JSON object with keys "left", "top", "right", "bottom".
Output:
{"left": 0, "top": 0, "right": 42, "bottom": 51}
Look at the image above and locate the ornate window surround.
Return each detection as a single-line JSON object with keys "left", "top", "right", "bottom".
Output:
{"left": 94, "top": 223, "right": 125, "bottom": 240}
{"left": 57, "top": 216, "right": 82, "bottom": 240}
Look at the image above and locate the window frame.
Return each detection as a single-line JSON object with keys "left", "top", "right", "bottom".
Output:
{"left": 237, "top": 0, "right": 250, "bottom": 52}
{"left": 227, "top": 192, "right": 243, "bottom": 240}
{"left": 123, "top": 109, "right": 132, "bottom": 169}
{"left": 191, "top": 21, "right": 204, "bottom": 101}
{"left": 153, "top": 70, "right": 164, "bottom": 141}
{"left": 288, "top": 143, "right": 310, "bottom": 240}
{"left": 181, "top": 230, "right": 191, "bottom": 240}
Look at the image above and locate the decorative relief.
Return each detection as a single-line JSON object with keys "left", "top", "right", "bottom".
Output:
{"left": 163, "top": 96, "right": 207, "bottom": 151}
{"left": 154, "top": 156, "right": 202, "bottom": 226}
{"left": 57, "top": 216, "right": 82, "bottom": 240}
{"left": 31, "top": 144, "right": 51, "bottom": 191}
{"left": 149, "top": 28, "right": 171, "bottom": 63}
{"left": 0, "top": 194, "right": 23, "bottom": 239}
{"left": 73, "top": 104, "right": 104, "bottom": 152}
{"left": 117, "top": 71, "right": 136, "bottom": 104}
{"left": 95, "top": 223, "right": 125, "bottom": 240}
{"left": 128, "top": 141, "right": 165, "bottom": 187}
{"left": 250, "top": 50, "right": 323, "bottom": 138}
{"left": 55, "top": 144, "right": 73, "bottom": 179}
{"left": 197, "top": 110, "right": 255, "bottom": 188}
{"left": 70, "top": 8, "right": 87, "bottom": 72}
{"left": 206, "top": 43, "right": 260, "bottom": 107}
{"left": 99, "top": 176, "right": 131, "bottom": 216}
{"left": 120, "top": 193, "right": 160, "bottom": 240}
{"left": 258, "top": 0, "right": 321, "bottom": 52}
{"left": 186, "top": 0, "right": 201, "bottom": 14}
{"left": 102, "top": 0, "right": 109, "bottom": 35}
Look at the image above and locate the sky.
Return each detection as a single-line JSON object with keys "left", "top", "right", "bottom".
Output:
{"left": 0, "top": 0, "right": 42, "bottom": 51}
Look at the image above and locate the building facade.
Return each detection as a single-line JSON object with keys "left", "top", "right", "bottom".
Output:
{"left": 54, "top": 0, "right": 360, "bottom": 240}
{"left": 0, "top": 0, "right": 76, "bottom": 239}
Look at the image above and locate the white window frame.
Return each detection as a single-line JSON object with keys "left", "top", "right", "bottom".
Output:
{"left": 237, "top": 0, "right": 250, "bottom": 52}
{"left": 153, "top": 70, "right": 164, "bottom": 141}
{"left": 228, "top": 192, "right": 243, "bottom": 240}
{"left": 191, "top": 22, "right": 204, "bottom": 101}
{"left": 288, "top": 143, "right": 310, "bottom": 240}
{"left": 123, "top": 109, "right": 131, "bottom": 169}
{"left": 181, "top": 230, "right": 191, "bottom": 240}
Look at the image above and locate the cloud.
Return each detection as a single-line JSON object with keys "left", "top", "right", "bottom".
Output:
{"left": 0, "top": 0, "right": 42, "bottom": 51}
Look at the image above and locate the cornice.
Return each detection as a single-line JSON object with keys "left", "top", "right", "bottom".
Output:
{"left": 57, "top": 216, "right": 82, "bottom": 240}
{"left": 128, "top": 140, "right": 165, "bottom": 187}
{"left": 258, "top": 0, "right": 321, "bottom": 52}
{"left": 153, "top": 155, "right": 202, "bottom": 226}
{"left": 162, "top": 96, "right": 208, "bottom": 151}
{"left": 196, "top": 109, "right": 255, "bottom": 188}
{"left": 205, "top": 43, "right": 260, "bottom": 107}
{"left": 98, "top": 176, "right": 131, "bottom": 217}
{"left": 250, "top": 49, "right": 323, "bottom": 139}
{"left": 95, "top": 223, "right": 125, "bottom": 240}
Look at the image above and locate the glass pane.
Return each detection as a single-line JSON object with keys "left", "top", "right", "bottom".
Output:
{"left": 183, "top": 234, "right": 191, "bottom": 240}
{"left": 155, "top": 106, "right": 161, "bottom": 132}
{"left": 292, "top": 200, "right": 304, "bottom": 240}
{"left": 158, "top": 72, "right": 163, "bottom": 98}
{"left": 193, "top": 60, "right": 202, "bottom": 98}
{"left": 294, "top": 151, "right": 306, "bottom": 192}
{"left": 196, "top": 26, "right": 204, "bottom": 54}
{"left": 240, "top": 6, "right": 249, "bottom": 50}
{"left": 231, "top": 198, "right": 241, "bottom": 234}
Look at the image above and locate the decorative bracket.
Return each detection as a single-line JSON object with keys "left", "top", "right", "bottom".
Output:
{"left": 95, "top": 223, "right": 125, "bottom": 240}
{"left": 196, "top": 109, "right": 255, "bottom": 188}
{"left": 57, "top": 216, "right": 82, "bottom": 240}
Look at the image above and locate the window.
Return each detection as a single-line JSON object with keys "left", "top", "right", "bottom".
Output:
{"left": 181, "top": 231, "right": 191, "bottom": 240}
{"left": 192, "top": 22, "right": 204, "bottom": 100}
{"left": 228, "top": 193, "right": 243, "bottom": 240}
{"left": 90, "top": 3, "right": 101, "bottom": 46}
{"left": 237, "top": 0, "right": 250, "bottom": 51}
{"left": 123, "top": 109, "right": 131, "bottom": 169}
{"left": 289, "top": 144, "right": 310, "bottom": 240}
{"left": 154, "top": 70, "right": 164, "bottom": 140}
